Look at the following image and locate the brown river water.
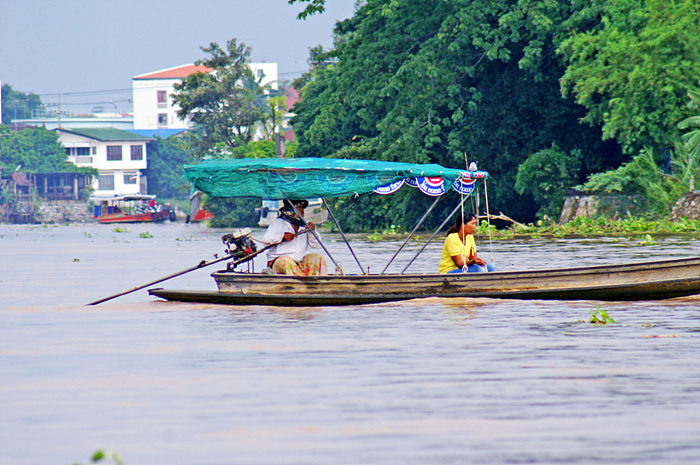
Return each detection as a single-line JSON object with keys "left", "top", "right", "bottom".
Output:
{"left": 1, "top": 223, "right": 700, "bottom": 464}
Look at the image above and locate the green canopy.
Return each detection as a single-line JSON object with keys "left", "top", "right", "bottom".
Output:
{"left": 183, "top": 157, "right": 488, "bottom": 199}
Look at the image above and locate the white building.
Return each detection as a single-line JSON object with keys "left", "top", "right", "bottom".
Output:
{"left": 132, "top": 62, "right": 278, "bottom": 130}
{"left": 55, "top": 127, "right": 153, "bottom": 196}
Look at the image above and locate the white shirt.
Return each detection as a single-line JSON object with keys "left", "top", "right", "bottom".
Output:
{"left": 263, "top": 217, "right": 321, "bottom": 262}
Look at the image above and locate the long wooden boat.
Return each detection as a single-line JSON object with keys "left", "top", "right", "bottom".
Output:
{"left": 139, "top": 158, "right": 700, "bottom": 307}
{"left": 148, "top": 256, "right": 700, "bottom": 305}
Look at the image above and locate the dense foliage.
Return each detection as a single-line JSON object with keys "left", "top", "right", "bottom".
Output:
{"left": 0, "top": 126, "right": 89, "bottom": 173}
{"left": 677, "top": 89, "right": 700, "bottom": 162}
{"left": 290, "top": 0, "right": 630, "bottom": 229}
{"left": 515, "top": 146, "right": 581, "bottom": 219}
{"left": 1, "top": 84, "right": 42, "bottom": 125}
{"left": 172, "top": 39, "right": 267, "bottom": 154}
{"left": 559, "top": 0, "right": 700, "bottom": 154}
{"left": 283, "top": 0, "right": 700, "bottom": 230}
{"left": 144, "top": 135, "right": 196, "bottom": 199}
{"left": 202, "top": 197, "right": 260, "bottom": 228}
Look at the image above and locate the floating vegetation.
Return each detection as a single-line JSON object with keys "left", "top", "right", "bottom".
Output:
{"left": 112, "top": 227, "right": 128, "bottom": 233}
{"left": 589, "top": 305, "right": 616, "bottom": 325}
{"left": 139, "top": 231, "right": 154, "bottom": 239}
{"left": 176, "top": 235, "right": 195, "bottom": 241}
{"left": 367, "top": 232, "right": 382, "bottom": 242}
{"left": 77, "top": 449, "right": 124, "bottom": 465}
{"left": 83, "top": 232, "right": 92, "bottom": 238}
{"left": 638, "top": 234, "right": 657, "bottom": 246}
{"left": 481, "top": 216, "right": 700, "bottom": 239}
{"left": 73, "top": 258, "right": 80, "bottom": 262}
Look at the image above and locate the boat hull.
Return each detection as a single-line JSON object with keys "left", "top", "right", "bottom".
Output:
{"left": 149, "top": 257, "right": 700, "bottom": 306}
{"left": 97, "top": 209, "right": 176, "bottom": 223}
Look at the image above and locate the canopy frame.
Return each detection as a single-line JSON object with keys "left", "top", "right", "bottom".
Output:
{"left": 184, "top": 157, "right": 489, "bottom": 275}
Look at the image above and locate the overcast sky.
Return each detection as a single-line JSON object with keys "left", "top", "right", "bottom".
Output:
{"left": 0, "top": 0, "right": 356, "bottom": 113}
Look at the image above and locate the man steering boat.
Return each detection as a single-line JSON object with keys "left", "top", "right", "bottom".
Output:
{"left": 262, "top": 199, "right": 327, "bottom": 276}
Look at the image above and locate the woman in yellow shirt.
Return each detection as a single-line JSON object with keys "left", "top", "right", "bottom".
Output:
{"left": 439, "top": 213, "right": 496, "bottom": 273}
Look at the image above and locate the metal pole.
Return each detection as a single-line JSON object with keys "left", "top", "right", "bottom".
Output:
{"left": 87, "top": 242, "right": 276, "bottom": 305}
{"left": 322, "top": 198, "right": 367, "bottom": 274}
{"left": 381, "top": 195, "right": 442, "bottom": 274}
{"left": 400, "top": 195, "right": 471, "bottom": 275}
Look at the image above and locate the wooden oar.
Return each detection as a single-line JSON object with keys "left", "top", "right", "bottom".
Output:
{"left": 87, "top": 243, "right": 274, "bottom": 306}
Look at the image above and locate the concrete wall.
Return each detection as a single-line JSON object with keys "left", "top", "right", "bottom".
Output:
{"left": 670, "top": 191, "right": 700, "bottom": 220}
{"left": 559, "top": 191, "right": 644, "bottom": 223}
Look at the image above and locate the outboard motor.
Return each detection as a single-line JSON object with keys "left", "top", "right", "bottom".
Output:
{"left": 221, "top": 228, "right": 258, "bottom": 269}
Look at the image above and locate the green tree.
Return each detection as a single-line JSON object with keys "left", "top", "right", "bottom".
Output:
{"left": 559, "top": 0, "right": 700, "bottom": 154}
{"left": 288, "top": 0, "right": 328, "bottom": 19}
{"left": 172, "top": 39, "right": 268, "bottom": 155}
{"left": 515, "top": 146, "right": 581, "bottom": 219}
{"left": 203, "top": 197, "right": 260, "bottom": 228}
{"left": 1, "top": 84, "right": 42, "bottom": 125}
{"left": 677, "top": 89, "right": 700, "bottom": 162}
{"left": 145, "top": 135, "right": 196, "bottom": 199}
{"left": 0, "top": 126, "right": 78, "bottom": 173}
{"left": 261, "top": 95, "right": 288, "bottom": 142}
{"left": 291, "top": 0, "right": 621, "bottom": 229}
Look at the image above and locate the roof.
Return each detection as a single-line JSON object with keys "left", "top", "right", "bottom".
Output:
{"left": 133, "top": 64, "right": 213, "bottom": 80}
{"left": 285, "top": 87, "right": 300, "bottom": 110}
{"left": 55, "top": 128, "right": 155, "bottom": 142}
{"left": 183, "top": 157, "right": 487, "bottom": 200}
{"left": 125, "top": 129, "right": 188, "bottom": 139}
{"left": 11, "top": 172, "right": 31, "bottom": 186}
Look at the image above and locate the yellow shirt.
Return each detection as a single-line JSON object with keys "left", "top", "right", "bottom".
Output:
{"left": 439, "top": 232, "right": 476, "bottom": 274}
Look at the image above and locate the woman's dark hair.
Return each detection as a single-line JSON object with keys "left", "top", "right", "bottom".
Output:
{"left": 446, "top": 212, "right": 477, "bottom": 236}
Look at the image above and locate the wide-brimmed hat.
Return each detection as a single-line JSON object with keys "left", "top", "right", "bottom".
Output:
{"left": 281, "top": 199, "right": 309, "bottom": 211}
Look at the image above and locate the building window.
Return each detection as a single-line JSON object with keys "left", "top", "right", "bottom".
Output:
{"left": 76, "top": 147, "right": 90, "bottom": 156}
{"left": 124, "top": 173, "right": 138, "bottom": 185}
{"left": 157, "top": 90, "right": 167, "bottom": 109}
{"left": 65, "top": 147, "right": 73, "bottom": 156}
{"left": 130, "top": 145, "right": 143, "bottom": 160}
{"left": 98, "top": 174, "right": 114, "bottom": 190}
{"left": 92, "top": 146, "right": 97, "bottom": 155}
{"left": 107, "top": 145, "right": 122, "bottom": 161}
{"left": 158, "top": 113, "right": 168, "bottom": 127}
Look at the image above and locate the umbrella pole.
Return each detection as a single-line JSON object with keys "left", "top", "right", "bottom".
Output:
{"left": 381, "top": 195, "right": 442, "bottom": 274}
{"left": 322, "top": 198, "right": 367, "bottom": 274}
{"left": 290, "top": 203, "right": 342, "bottom": 273}
{"left": 400, "top": 195, "right": 470, "bottom": 275}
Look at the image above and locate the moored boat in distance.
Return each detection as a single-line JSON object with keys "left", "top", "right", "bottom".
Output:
{"left": 186, "top": 191, "right": 213, "bottom": 223}
{"left": 91, "top": 194, "right": 177, "bottom": 224}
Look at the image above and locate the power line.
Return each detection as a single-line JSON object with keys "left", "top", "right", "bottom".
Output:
{"left": 38, "top": 88, "right": 133, "bottom": 99}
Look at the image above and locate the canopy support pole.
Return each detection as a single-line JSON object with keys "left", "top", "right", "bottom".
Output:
{"left": 381, "top": 195, "right": 442, "bottom": 275}
{"left": 322, "top": 198, "right": 367, "bottom": 274}
{"left": 290, "top": 203, "right": 342, "bottom": 273}
{"left": 400, "top": 195, "right": 471, "bottom": 275}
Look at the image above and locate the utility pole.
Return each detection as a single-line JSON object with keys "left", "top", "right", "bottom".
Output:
{"left": 57, "top": 90, "right": 62, "bottom": 128}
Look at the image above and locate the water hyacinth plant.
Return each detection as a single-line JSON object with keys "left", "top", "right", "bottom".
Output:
{"left": 589, "top": 305, "right": 616, "bottom": 325}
